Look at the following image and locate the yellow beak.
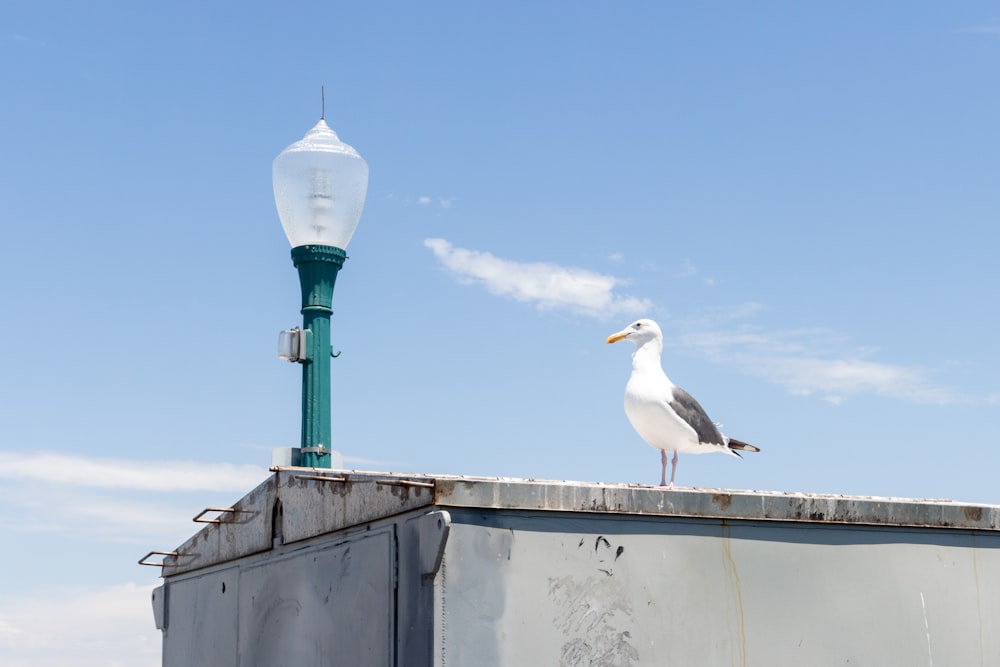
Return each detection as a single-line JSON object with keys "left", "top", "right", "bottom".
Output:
{"left": 606, "top": 332, "right": 628, "bottom": 344}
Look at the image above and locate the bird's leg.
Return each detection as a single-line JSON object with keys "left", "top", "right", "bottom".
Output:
{"left": 668, "top": 451, "right": 679, "bottom": 487}
{"left": 660, "top": 450, "right": 668, "bottom": 487}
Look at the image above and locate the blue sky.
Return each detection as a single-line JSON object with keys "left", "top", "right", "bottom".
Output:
{"left": 2, "top": 2, "right": 999, "bottom": 664}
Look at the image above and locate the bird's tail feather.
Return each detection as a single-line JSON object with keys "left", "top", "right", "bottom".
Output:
{"left": 726, "top": 438, "right": 760, "bottom": 454}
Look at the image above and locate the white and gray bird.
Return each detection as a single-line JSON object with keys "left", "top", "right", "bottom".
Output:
{"left": 607, "top": 318, "right": 759, "bottom": 487}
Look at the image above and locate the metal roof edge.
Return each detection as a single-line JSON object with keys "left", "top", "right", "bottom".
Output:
{"left": 148, "top": 469, "right": 1000, "bottom": 577}
{"left": 280, "top": 468, "right": 1000, "bottom": 532}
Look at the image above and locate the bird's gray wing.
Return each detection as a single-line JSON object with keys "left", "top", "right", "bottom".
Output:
{"left": 669, "top": 387, "right": 725, "bottom": 446}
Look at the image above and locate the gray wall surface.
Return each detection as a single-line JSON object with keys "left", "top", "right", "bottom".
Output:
{"left": 439, "top": 509, "right": 999, "bottom": 666}
{"left": 161, "top": 527, "right": 395, "bottom": 667}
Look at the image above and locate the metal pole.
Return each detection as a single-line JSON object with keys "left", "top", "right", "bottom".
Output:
{"left": 291, "top": 244, "right": 346, "bottom": 468}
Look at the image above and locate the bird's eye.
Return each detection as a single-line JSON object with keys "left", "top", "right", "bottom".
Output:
{"left": 635, "top": 322, "right": 642, "bottom": 328}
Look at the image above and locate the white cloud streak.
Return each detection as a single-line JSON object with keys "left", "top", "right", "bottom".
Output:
{"left": 425, "top": 238, "right": 652, "bottom": 319}
{"left": 0, "top": 581, "right": 160, "bottom": 667}
{"left": 671, "top": 305, "right": 980, "bottom": 405}
{"left": 421, "top": 235, "right": 986, "bottom": 404}
{"left": 0, "top": 452, "right": 269, "bottom": 492}
{"left": 414, "top": 195, "right": 454, "bottom": 208}
{"left": 0, "top": 487, "right": 208, "bottom": 541}
{"left": 0, "top": 452, "right": 271, "bottom": 543}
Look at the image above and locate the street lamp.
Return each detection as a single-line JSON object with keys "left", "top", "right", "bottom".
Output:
{"left": 273, "top": 117, "right": 369, "bottom": 468}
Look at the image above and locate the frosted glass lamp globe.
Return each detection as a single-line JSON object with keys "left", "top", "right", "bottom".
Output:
{"left": 272, "top": 119, "right": 369, "bottom": 249}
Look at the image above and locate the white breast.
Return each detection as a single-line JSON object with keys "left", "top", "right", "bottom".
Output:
{"left": 624, "top": 377, "right": 701, "bottom": 453}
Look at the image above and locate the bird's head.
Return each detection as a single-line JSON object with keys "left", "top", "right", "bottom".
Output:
{"left": 606, "top": 318, "right": 662, "bottom": 346}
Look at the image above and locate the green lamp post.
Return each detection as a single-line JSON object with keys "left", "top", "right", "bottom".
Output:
{"left": 273, "top": 117, "right": 369, "bottom": 468}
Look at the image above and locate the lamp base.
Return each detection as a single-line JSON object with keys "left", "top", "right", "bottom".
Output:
{"left": 291, "top": 245, "right": 347, "bottom": 310}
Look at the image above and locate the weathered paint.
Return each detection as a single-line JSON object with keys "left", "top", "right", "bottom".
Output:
{"left": 438, "top": 509, "right": 999, "bottom": 665}
{"left": 160, "top": 471, "right": 434, "bottom": 577}
{"left": 152, "top": 471, "right": 1000, "bottom": 665}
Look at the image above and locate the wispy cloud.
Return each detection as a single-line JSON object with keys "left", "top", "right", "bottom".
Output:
{"left": 425, "top": 238, "right": 652, "bottom": 319}
{"left": 670, "top": 304, "right": 986, "bottom": 406}
{"left": 391, "top": 194, "right": 455, "bottom": 209}
{"left": 0, "top": 581, "right": 160, "bottom": 667}
{"left": 0, "top": 452, "right": 270, "bottom": 543}
{"left": 2, "top": 485, "right": 241, "bottom": 546}
{"left": 675, "top": 258, "right": 718, "bottom": 286}
{"left": 0, "top": 452, "right": 268, "bottom": 492}
{"left": 429, "top": 236, "right": 986, "bottom": 404}
{"left": 732, "top": 353, "right": 952, "bottom": 405}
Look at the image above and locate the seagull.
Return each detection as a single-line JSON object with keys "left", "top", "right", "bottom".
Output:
{"left": 607, "top": 318, "right": 759, "bottom": 487}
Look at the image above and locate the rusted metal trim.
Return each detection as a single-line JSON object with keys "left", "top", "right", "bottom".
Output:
{"left": 293, "top": 474, "right": 348, "bottom": 483}
{"left": 192, "top": 507, "right": 245, "bottom": 524}
{"left": 377, "top": 479, "right": 435, "bottom": 489}
{"left": 429, "top": 478, "right": 1000, "bottom": 532}
{"left": 138, "top": 550, "right": 178, "bottom": 567}
{"left": 289, "top": 473, "right": 433, "bottom": 489}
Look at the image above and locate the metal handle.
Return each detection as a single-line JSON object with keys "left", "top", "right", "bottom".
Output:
{"left": 193, "top": 507, "right": 241, "bottom": 524}
{"left": 138, "top": 550, "right": 178, "bottom": 567}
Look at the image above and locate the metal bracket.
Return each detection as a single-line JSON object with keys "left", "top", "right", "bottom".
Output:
{"left": 151, "top": 584, "right": 167, "bottom": 630}
{"left": 193, "top": 507, "right": 243, "bottom": 524}
{"left": 138, "top": 550, "right": 179, "bottom": 567}
{"left": 412, "top": 510, "right": 451, "bottom": 577}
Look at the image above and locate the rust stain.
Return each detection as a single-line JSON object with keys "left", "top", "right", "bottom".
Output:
{"left": 963, "top": 506, "right": 984, "bottom": 522}
{"left": 721, "top": 525, "right": 748, "bottom": 667}
{"left": 434, "top": 481, "right": 449, "bottom": 503}
{"left": 712, "top": 493, "right": 733, "bottom": 511}
{"left": 971, "top": 536, "right": 985, "bottom": 666}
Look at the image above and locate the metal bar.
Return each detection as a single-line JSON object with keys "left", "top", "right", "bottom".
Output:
{"left": 377, "top": 479, "right": 435, "bottom": 489}
{"left": 294, "top": 474, "right": 348, "bottom": 483}
{"left": 291, "top": 473, "right": 433, "bottom": 488}
{"left": 138, "top": 550, "right": 178, "bottom": 567}
{"left": 193, "top": 507, "right": 240, "bottom": 524}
